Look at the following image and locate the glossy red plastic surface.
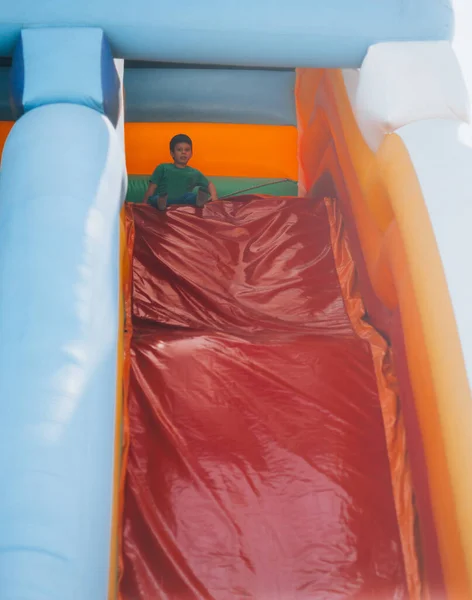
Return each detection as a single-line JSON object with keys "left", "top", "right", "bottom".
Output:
{"left": 121, "top": 197, "right": 408, "bottom": 599}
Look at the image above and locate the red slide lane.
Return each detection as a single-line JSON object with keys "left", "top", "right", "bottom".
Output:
{"left": 121, "top": 197, "right": 408, "bottom": 599}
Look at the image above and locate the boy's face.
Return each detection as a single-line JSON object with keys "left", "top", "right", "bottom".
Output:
{"left": 171, "top": 142, "right": 192, "bottom": 167}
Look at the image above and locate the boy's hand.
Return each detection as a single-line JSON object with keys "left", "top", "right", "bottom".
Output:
{"left": 208, "top": 182, "right": 218, "bottom": 202}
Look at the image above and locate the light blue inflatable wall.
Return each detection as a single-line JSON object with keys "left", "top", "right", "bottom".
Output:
{"left": 0, "top": 103, "right": 125, "bottom": 600}
{"left": 0, "top": 0, "right": 453, "bottom": 67}
{"left": 0, "top": 28, "right": 126, "bottom": 600}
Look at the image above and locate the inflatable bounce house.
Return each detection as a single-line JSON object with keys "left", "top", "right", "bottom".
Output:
{"left": 0, "top": 1, "right": 472, "bottom": 599}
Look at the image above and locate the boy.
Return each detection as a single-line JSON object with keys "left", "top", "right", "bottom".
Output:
{"left": 143, "top": 134, "right": 218, "bottom": 211}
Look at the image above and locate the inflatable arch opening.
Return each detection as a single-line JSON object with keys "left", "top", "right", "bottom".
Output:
{"left": 0, "top": 2, "right": 472, "bottom": 599}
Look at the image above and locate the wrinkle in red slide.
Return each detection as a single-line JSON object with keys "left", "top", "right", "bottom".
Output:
{"left": 121, "top": 197, "right": 408, "bottom": 599}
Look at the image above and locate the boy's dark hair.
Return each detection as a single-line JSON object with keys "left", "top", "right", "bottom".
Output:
{"left": 170, "top": 134, "right": 192, "bottom": 153}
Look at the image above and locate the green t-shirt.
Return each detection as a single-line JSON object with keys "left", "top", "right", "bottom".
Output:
{"left": 150, "top": 163, "right": 209, "bottom": 200}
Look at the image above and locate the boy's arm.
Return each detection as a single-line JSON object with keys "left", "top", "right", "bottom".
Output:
{"left": 197, "top": 170, "right": 217, "bottom": 201}
{"left": 143, "top": 164, "right": 163, "bottom": 203}
{"left": 143, "top": 182, "right": 157, "bottom": 204}
{"left": 208, "top": 181, "right": 218, "bottom": 202}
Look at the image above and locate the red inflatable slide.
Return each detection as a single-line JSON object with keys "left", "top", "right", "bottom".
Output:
{"left": 121, "top": 196, "right": 408, "bottom": 599}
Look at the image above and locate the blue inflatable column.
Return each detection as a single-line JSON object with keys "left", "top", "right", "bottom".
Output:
{"left": 0, "top": 28, "right": 126, "bottom": 600}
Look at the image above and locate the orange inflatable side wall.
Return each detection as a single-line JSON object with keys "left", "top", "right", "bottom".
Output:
{"left": 0, "top": 121, "right": 12, "bottom": 153}
{"left": 108, "top": 208, "right": 133, "bottom": 600}
{"left": 295, "top": 67, "right": 471, "bottom": 599}
{"left": 324, "top": 190, "right": 420, "bottom": 598}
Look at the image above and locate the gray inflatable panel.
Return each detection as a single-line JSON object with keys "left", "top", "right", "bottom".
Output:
{"left": 124, "top": 68, "right": 296, "bottom": 125}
